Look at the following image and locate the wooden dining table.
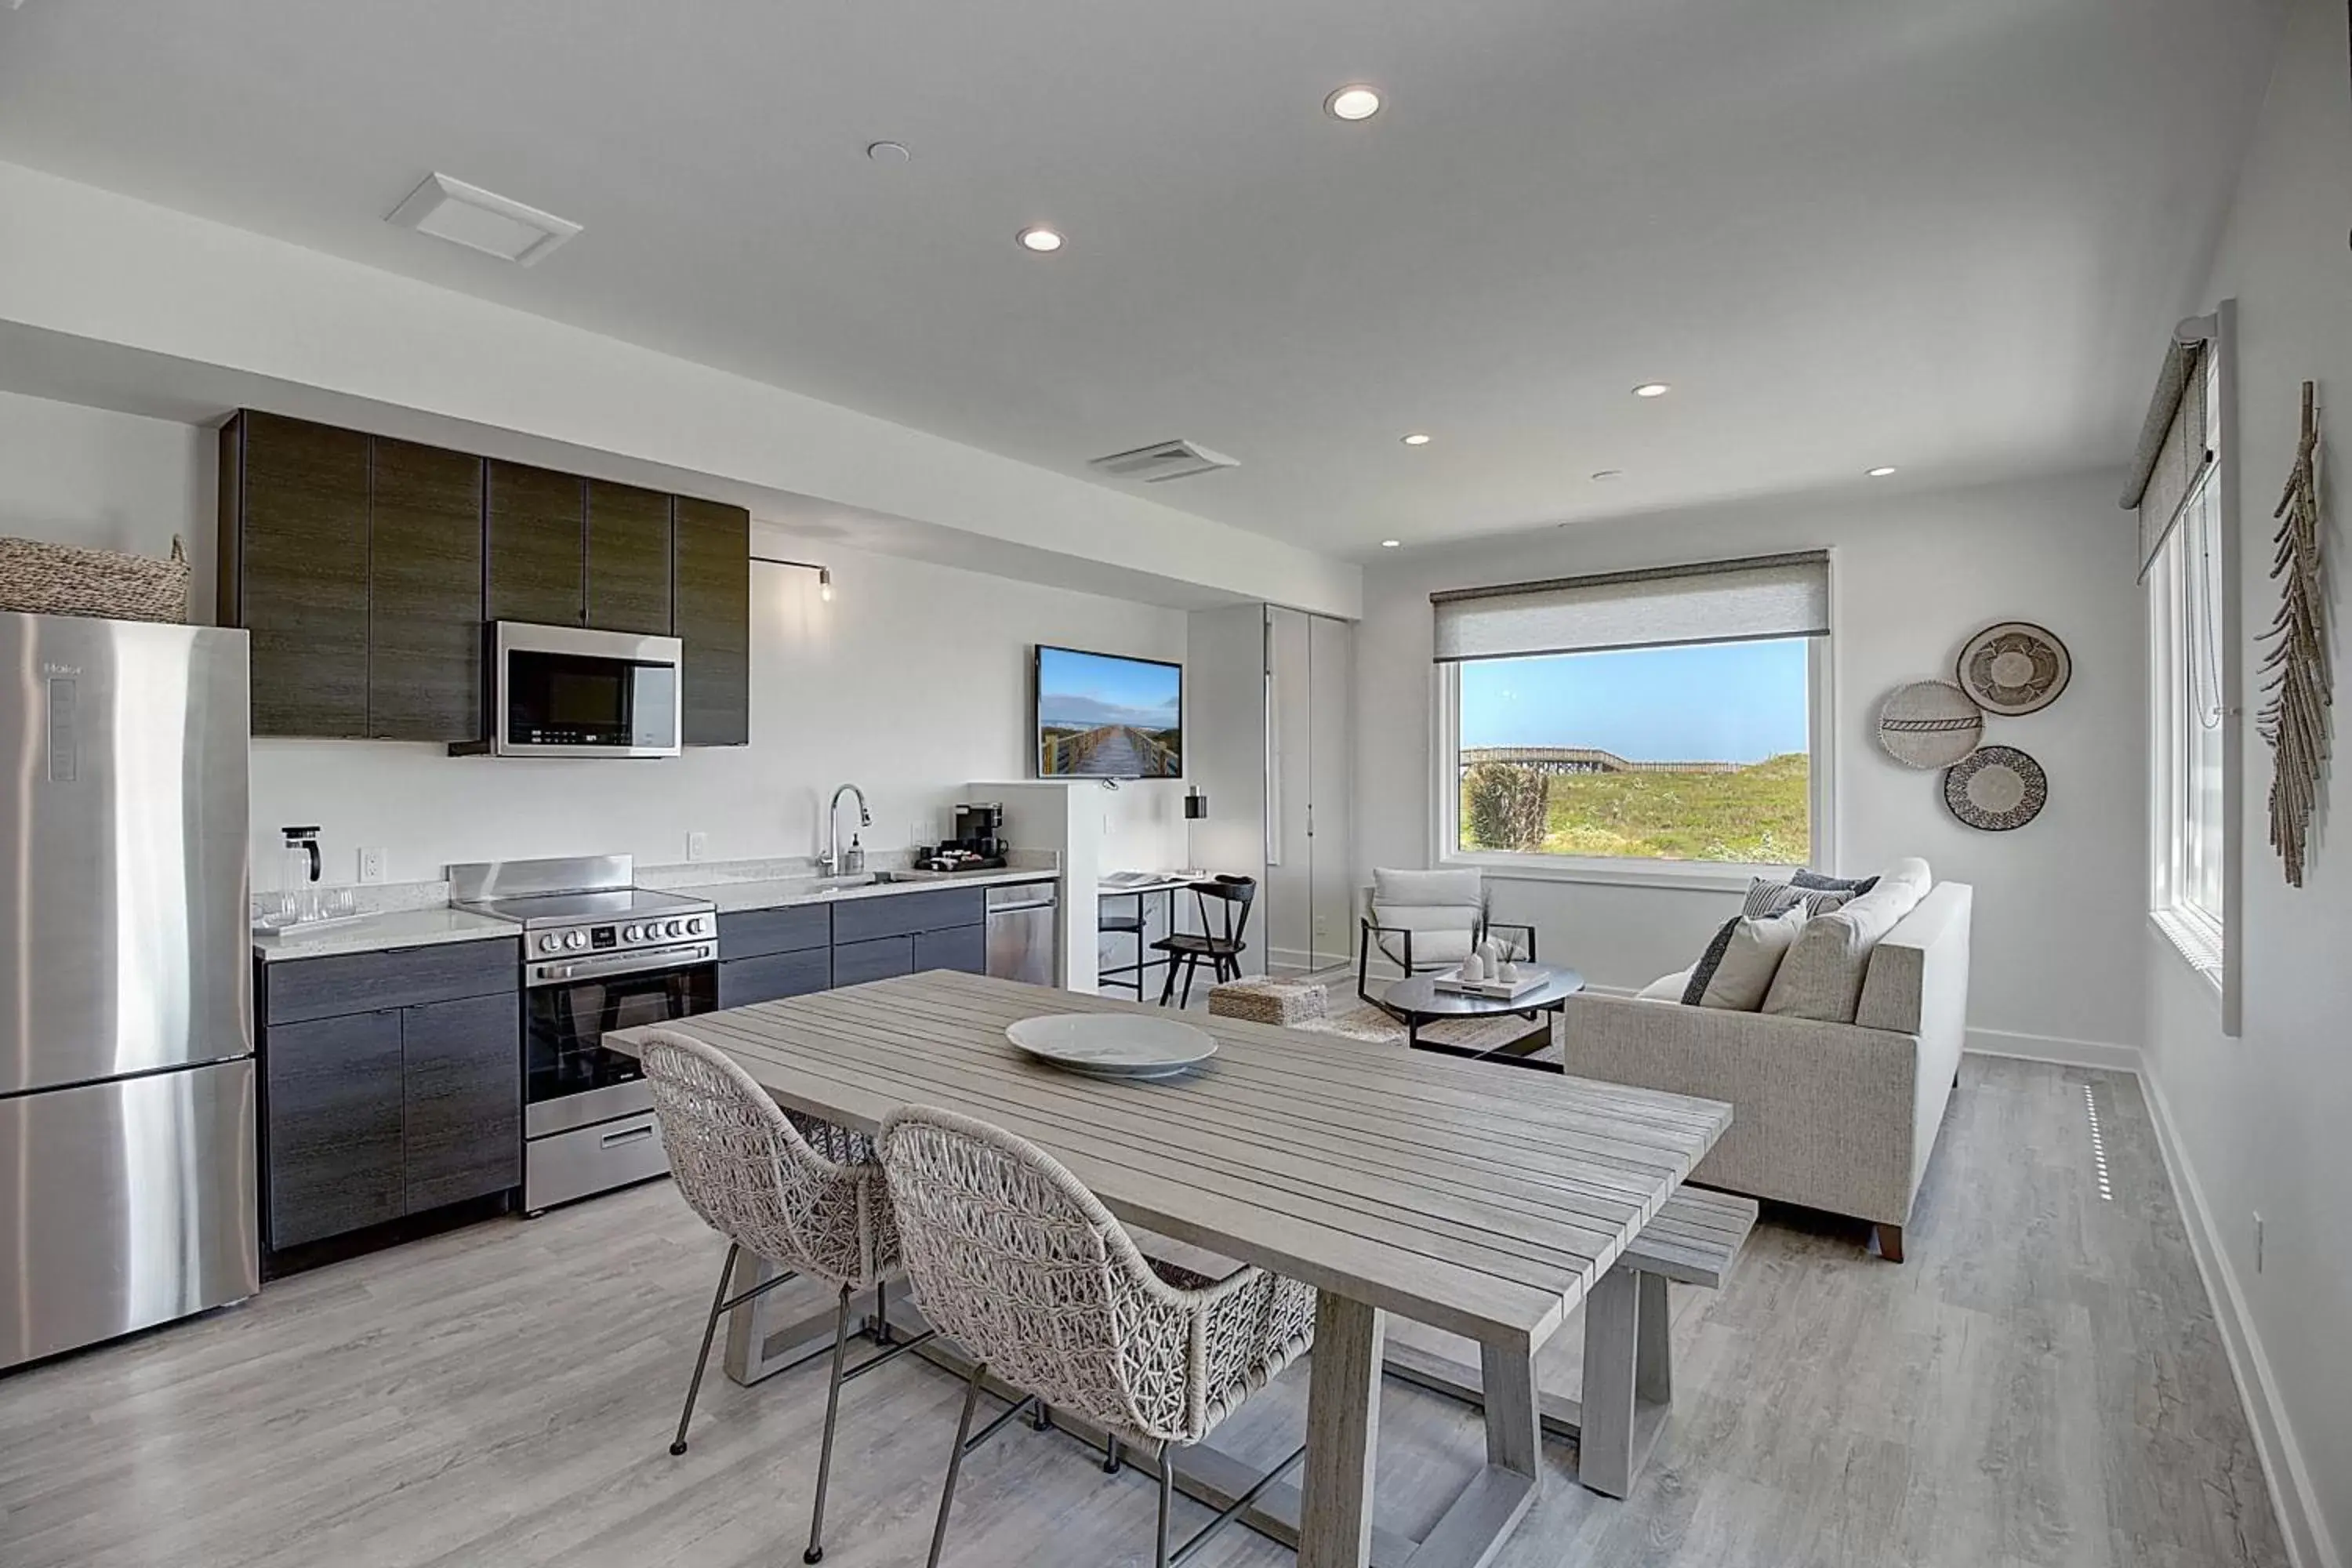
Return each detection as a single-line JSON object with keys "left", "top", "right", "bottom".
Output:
{"left": 611, "top": 971, "right": 1730, "bottom": 1568}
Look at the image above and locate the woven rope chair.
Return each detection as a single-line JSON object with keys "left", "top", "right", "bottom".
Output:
{"left": 640, "top": 1029, "right": 932, "bottom": 1566}
{"left": 878, "top": 1104, "right": 1316, "bottom": 1568}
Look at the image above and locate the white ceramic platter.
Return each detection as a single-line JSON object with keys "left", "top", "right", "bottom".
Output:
{"left": 1004, "top": 1014, "right": 1219, "bottom": 1079}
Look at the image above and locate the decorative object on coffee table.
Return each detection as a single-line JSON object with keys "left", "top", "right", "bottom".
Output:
{"left": 1955, "top": 620, "right": 2071, "bottom": 715}
{"left": 2258, "top": 381, "right": 2330, "bottom": 887}
{"left": 1942, "top": 744, "right": 2048, "bottom": 831}
{"left": 1875, "top": 680, "right": 1985, "bottom": 768}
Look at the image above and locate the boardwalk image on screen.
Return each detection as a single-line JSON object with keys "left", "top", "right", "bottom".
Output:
{"left": 1036, "top": 646, "right": 1183, "bottom": 779}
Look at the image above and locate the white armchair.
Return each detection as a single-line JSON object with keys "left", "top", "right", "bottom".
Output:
{"left": 1356, "top": 867, "right": 1536, "bottom": 1013}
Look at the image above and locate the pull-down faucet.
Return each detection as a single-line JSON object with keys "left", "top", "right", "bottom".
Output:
{"left": 818, "top": 782, "right": 871, "bottom": 877}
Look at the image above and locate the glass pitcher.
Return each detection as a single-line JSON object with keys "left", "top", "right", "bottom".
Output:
{"left": 275, "top": 826, "right": 322, "bottom": 924}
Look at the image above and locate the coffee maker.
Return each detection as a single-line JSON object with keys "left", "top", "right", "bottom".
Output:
{"left": 953, "top": 802, "right": 1007, "bottom": 861}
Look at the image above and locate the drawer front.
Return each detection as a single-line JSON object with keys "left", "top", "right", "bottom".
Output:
{"left": 717, "top": 904, "right": 832, "bottom": 960}
{"left": 913, "top": 923, "right": 987, "bottom": 977}
{"left": 832, "top": 887, "right": 985, "bottom": 945}
{"left": 717, "top": 949, "right": 832, "bottom": 1010}
{"left": 831, "top": 935, "right": 915, "bottom": 989}
{"left": 267, "top": 938, "right": 517, "bottom": 1025}
{"left": 526, "top": 1112, "right": 669, "bottom": 1212}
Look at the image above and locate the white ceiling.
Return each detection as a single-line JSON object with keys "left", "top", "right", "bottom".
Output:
{"left": 0, "top": 0, "right": 2281, "bottom": 559}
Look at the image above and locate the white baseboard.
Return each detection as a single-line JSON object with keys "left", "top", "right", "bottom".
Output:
{"left": 2138, "top": 1068, "right": 2339, "bottom": 1568}
{"left": 1962, "top": 1026, "right": 2145, "bottom": 1076}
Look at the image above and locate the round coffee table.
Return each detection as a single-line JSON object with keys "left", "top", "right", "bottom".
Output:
{"left": 1381, "top": 964, "right": 1585, "bottom": 1069}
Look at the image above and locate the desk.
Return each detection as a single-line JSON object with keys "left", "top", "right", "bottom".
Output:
{"left": 1094, "top": 873, "right": 1195, "bottom": 1001}
{"left": 615, "top": 971, "right": 1730, "bottom": 1568}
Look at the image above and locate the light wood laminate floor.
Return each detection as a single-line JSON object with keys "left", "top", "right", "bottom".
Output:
{"left": 0, "top": 1057, "right": 2286, "bottom": 1568}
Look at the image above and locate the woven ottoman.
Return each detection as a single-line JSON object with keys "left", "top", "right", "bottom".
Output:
{"left": 1206, "top": 978, "right": 1329, "bottom": 1026}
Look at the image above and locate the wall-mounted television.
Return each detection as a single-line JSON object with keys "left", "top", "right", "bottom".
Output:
{"left": 1033, "top": 644, "right": 1184, "bottom": 779}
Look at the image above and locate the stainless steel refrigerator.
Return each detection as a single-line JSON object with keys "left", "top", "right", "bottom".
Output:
{"left": 0, "top": 611, "right": 258, "bottom": 1370}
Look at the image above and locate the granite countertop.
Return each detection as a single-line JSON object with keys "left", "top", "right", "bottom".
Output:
{"left": 672, "top": 866, "right": 1060, "bottom": 916}
{"left": 252, "top": 906, "right": 518, "bottom": 964}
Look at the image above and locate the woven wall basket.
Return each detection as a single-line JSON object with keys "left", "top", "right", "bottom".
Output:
{"left": 0, "top": 535, "right": 191, "bottom": 624}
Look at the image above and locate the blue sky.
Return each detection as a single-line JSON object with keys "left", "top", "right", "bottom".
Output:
{"left": 1459, "top": 639, "right": 1809, "bottom": 762}
{"left": 1037, "top": 647, "right": 1181, "bottom": 729}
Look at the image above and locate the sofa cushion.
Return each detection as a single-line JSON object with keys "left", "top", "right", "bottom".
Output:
{"left": 1761, "top": 859, "right": 1933, "bottom": 1022}
{"left": 1637, "top": 967, "right": 1693, "bottom": 1002}
{"left": 1743, "top": 878, "right": 1853, "bottom": 919}
{"left": 1370, "top": 868, "right": 1484, "bottom": 970}
{"left": 1790, "top": 868, "right": 1880, "bottom": 897}
{"left": 1681, "top": 909, "right": 1808, "bottom": 1010}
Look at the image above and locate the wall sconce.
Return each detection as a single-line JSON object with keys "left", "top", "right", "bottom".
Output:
{"left": 752, "top": 555, "right": 833, "bottom": 602}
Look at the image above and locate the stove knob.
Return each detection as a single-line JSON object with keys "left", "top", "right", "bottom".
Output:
{"left": 537, "top": 933, "right": 559, "bottom": 953}
{"left": 622, "top": 924, "right": 641, "bottom": 942}
{"left": 564, "top": 930, "right": 588, "bottom": 950}
{"left": 687, "top": 916, "right": 708, "bottom": 936}
{"left": 664, "top": 919, "right": 685, "bottom": 938}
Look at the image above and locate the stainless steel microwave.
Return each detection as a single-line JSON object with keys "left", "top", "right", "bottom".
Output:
{"left": 492, "top": 622, "right": 682, "bottom": 758}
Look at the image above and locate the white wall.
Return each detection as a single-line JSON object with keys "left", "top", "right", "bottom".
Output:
{"left": 1356, "top": 468, "right": 2147, "bottom": 1057}
{"left": 0, "top": 391, "right": 1191, "bottom": 888}
{"left": 2143, "top": 5, "right": 2352, "bottom": 1563}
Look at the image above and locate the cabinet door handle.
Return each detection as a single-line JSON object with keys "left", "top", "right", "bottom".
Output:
{"left": 601, "top": 1124, "right": 655, "bottom": 1149}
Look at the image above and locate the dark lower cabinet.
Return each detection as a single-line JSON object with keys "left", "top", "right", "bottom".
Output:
{"left": 913, "top": 923, "right": 987, "bottom": 976}
{"left": 833, "top": 935, "right": 916, "bottom": 988}
{"left": 267, "top": 1009, "right": 405, "bottom": 1248}
{"left": 401, "top": 993, "right": 522, "bottom": 1213}
{"left": 717, "top": 949, "right": 831, "bottom": 1009}
{"left": 260, "top": 942, "right": 521, "bottom": 1257}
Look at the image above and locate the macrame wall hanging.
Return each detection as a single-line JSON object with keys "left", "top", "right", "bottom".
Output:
{"left": 2257, "top": 381, "right": 2330, "bottom": 887}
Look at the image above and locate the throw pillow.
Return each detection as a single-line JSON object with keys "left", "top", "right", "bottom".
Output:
{"left": 1680, "top": 909, "right": 1809, "bottom": 1010}
{"left": 1743, "top": 877, "right": 1853, "bottom": 919}
{"left": 1759, "top": 864, "right": 1933, "bottom": 1022}
{"left": 1790, "top": 868, "right": 1879, "bottom": 897}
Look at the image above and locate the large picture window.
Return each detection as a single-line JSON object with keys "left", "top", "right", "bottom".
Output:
{"left": 1432, "top": 553, "right": 1831, "bottom": 877}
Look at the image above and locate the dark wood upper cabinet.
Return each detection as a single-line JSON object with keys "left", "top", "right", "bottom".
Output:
{"left": 585, "top": 481, "right": 673, "bottom": 635}
{"left": 486, "top": 461, "right": 586, "bottom": 627}
{"left": 673, "top": 496, "right": 751, "bottom": 746}
{"left": 220, "top": 412, "right": 750, "bottom": 744}
{"left": 220, "top": 412, "right": 370, "bottom": 738}
{"left": 369, "top": 440, "right": 485, "bottom": 740}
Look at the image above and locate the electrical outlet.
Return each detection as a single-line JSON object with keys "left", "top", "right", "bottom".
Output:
{"left": 2254, "top": 1213, "right": 2264, "bottom": 1274}
{"left": 356, "top": 848, "right": 387, "bottom": 884}
{"left": 687, "top": 831, "right": 709, "bottom": 862}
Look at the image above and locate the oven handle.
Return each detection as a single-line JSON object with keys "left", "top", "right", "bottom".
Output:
{"left": 601, "top": 1123, "right": 657, "bottom": 1149}
{"left": 528, "top": 941, "right": 717, "bottom": 988}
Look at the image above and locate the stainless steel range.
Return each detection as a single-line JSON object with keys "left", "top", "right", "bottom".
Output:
{"left": 450, "top": 855, "right": 716, "bottom": 1212}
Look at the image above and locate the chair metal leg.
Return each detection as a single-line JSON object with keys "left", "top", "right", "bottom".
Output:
{"left": 870, "top": 1278, "right": 891, "bottom": 1345}
{"left": 1156, "top": 1446, "right": 1174, "bottom": 1568}
{"left": 670, "top": 1242, "right": 741, "bottom": 1455}
{"left": 1103, "top": 1432, "right": 1122, "bottom": 1474}
{"left": 802, "top": 1284, "right": 853, "bottom": 1564}
{"left": 926, "top": 1361, "right": 989, "bottom": 1568}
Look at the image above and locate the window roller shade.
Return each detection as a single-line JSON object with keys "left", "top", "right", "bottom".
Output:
{"left": 2132, "top": 343, "right": 2213, "bottom": 582}
{"left": 1431, "top": 550, "right": 1830, "bottom": 663}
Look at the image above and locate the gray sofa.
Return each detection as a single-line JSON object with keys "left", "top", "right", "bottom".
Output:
{"left": 1557, "top": 880, "right": 1973, "bottom": 1261}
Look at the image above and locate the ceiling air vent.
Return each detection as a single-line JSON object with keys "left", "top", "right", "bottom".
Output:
{"left": 386, "top": 173, "right": 582, "bottom": 267}
{"left": 1088, "top": 439, "right": 1240, "bottom": 484}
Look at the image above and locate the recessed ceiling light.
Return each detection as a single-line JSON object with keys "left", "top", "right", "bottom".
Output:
{"left": 1400, "top": 433, "right": 1432, "bottom": 447}
{"left": 1591, "top": 469, "right": 1625, "bottom": 481}
{"left": 1380, "top": 539, "right": 1402, "bottom": 549}
{"left": 1866, "top": 465, "right": 1898, "bottom": 477}
{"left": 1632, "top": 382, "right": 1671, "bottom": 398}
{"left": 866, "top": 140, "right": 910, "bottom": 165}
{"left": 1325, "top": 85, "right": 1383, "bottom": 122}
{"left": 1017, "top": 226, "right": 1065, "bottom": 254}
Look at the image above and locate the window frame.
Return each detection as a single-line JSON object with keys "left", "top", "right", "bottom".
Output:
{"left": 2144, "top": 317, "right": 2239, "bottom": 1028}
{"left": 1431, "top": 633, "right": 1838, "bottom": 891}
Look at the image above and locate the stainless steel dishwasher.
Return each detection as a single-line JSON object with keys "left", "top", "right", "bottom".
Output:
{"left": 985, "top": 880, "right": 1060, "bottom": 985}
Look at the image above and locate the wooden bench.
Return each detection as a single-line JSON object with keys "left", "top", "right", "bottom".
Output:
{"left": 1382, "top": 1185, "right": 1760, "bottom": 1498}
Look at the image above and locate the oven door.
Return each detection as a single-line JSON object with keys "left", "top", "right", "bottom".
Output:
{"left": 495, "top": 622, "right": 682, "bottom": 758}
{"left": 524, "top": 947, "right": 715, "bottom": 1137}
